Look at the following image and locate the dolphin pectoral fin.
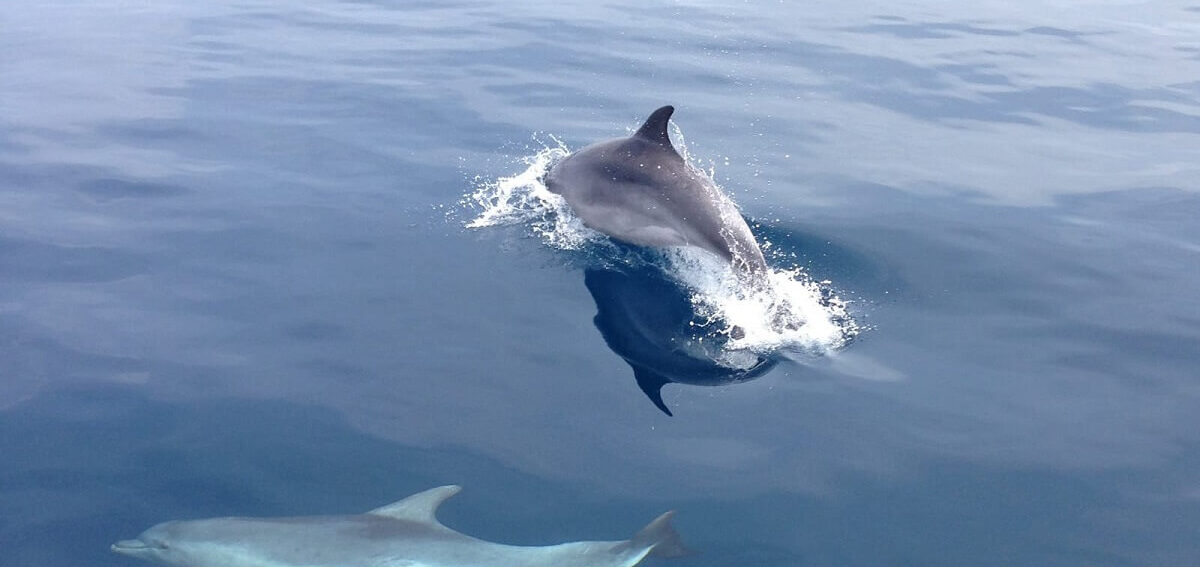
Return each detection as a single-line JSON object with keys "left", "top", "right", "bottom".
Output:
{"left": 368, "top": 485, "right": 462, "bottom": 524}
{"left": 633, "top": 367, "right": 674, "bottom": 416}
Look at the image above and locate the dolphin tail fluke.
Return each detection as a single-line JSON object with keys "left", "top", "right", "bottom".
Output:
{"left": 633, "top": 368, "right": 673, "bottom": 416}
{"left": 631, "top": 511, "right": 693, "bottom": 558}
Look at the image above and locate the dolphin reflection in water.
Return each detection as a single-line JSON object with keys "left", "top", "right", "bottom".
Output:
{"left": 112, "top": 485, "right": 690, "bottom": 567}
{"left": 585, "top": 264, "right": 778, "bottom": 416}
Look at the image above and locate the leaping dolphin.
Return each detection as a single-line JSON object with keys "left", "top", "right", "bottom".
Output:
{"left": 546, "top": 105, "right": 770, "bottom": 281}
{"left": 112, "top": 485, "right": 690, "bottom": 567}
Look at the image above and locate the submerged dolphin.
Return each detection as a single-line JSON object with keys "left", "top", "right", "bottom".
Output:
{"left": 112, "top": 485, "right": 689, "bottom": 567}
{"left": 546, "top": 105, "right": 769, "bottom": 281}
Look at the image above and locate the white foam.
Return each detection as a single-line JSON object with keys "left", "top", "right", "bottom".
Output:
{"left": 463, "top": 135, "right": 602, "bottom": 251}
{"left": 664, "top": 248, "right": 858, "bottom": 355}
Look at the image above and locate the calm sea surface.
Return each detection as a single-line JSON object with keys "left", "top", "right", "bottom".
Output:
{"left": 3, "top": 2, "right": 1200, "bottom": 566}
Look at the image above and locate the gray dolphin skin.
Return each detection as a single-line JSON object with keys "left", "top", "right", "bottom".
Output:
{"left": 546, "top": 105, "right": 770, "bottom": 281}
{"left": 111, "top": 485, "right": 690, "bottom": 567}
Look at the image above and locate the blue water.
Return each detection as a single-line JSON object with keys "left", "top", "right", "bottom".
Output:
{"left": 3, "top": 2, "right": 1200, "bottom": 565}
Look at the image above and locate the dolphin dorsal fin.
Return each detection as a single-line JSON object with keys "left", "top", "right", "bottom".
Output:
{"left": 368, "top": 485, "right": 462, "bottom": 523}
{"left": 634, "top": 106, "right": 677, "bottom": 149}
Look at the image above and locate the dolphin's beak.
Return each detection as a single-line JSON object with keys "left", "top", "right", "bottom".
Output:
{"left": 112, "top": 539, "right": 151, "bottom": 556}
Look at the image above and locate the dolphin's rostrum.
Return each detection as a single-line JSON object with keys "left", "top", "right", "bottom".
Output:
{"left": 546, "top": 105, "right": 770, "bottom": 282}
{"left": 112, "top": 485, "right": 690, "bottom": 567}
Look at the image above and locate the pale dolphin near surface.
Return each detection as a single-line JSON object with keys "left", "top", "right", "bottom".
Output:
{"left": 546, "top": 105, "right": 770, "bottom": 282}
{"left": 112, "top": 485, "right": 690, "bottom": 567}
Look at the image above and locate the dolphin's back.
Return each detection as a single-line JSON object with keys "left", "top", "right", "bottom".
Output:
{"left": 546, "top": 107, "right": 768, "bottom": 278}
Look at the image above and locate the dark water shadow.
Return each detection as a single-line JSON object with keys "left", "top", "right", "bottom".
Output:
{"left": 75, "top": 178, "right": 189, "bottom": 202}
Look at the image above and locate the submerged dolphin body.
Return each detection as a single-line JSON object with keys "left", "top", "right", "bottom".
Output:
{"left": 112, "top": 486, "right": 689, "bottom": 567}
{"left": 546, "top": 106, "right": 770, "bottom": 281}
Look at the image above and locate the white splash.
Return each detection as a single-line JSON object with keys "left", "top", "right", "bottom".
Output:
{"left": 664, "top": 248, "right": 857, "bottom": 355}
{"left": 463, "top": 135, "right": 601, "bottom": 251}
{"left": 465, "top": 135, "right": 859, "bottom": 358}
